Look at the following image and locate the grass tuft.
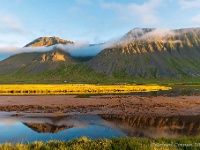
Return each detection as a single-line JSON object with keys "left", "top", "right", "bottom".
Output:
{"left": 1, "top": 137, "right": 200, "bottom": 150}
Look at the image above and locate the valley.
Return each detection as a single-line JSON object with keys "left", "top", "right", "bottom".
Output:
{"left": 2, "top": 1, "right": 200, "bottom": 149}
{"left": 0, "top": 27, "right": 200, "bottom": 149}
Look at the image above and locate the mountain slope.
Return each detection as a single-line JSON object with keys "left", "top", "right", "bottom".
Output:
{"left": 0, "top": 36, "right": 91, "bottom": 75}
{"left": 24, "top": 36, "right": 73, "bottom": 47}
{"left": 0, "top": 48, "right": 78, "bottom": 75}
{"left": 88, "top": 28, "right": 200, "bottom": 78}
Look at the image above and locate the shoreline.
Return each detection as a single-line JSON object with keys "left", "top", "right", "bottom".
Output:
{"left": 0, "top": 95, "right": 200, "bottom": 117}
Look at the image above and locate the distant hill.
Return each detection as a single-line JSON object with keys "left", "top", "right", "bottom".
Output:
{"left": 88, "top": 28, "right": 200, "bottom": 78}
{"left": 24, "top": 36, "right": 73, "bottom": 47}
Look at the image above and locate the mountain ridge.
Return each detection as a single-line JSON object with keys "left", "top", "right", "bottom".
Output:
{"left": 87, "top": 27, "right": 200, "bottom": 78}
{"left": 1, "top": 27, "right": 200, "bottom": 80}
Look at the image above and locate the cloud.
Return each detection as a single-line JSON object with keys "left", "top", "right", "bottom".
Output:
{"left": 100, "top": 0, "right": 163, "bottom": 26}
{"left": 0, "top": 14, "right": 33, "bottom": 49}
{"left": 0, "top": 27, "right": 176, "bottom": 60}
{"left": 0, "top": 45, "right": 55, "bottom": 60}
{"left": 75, "top": 0, "right": 92, "bottom": 5}
{"left": 55, "top": 41, "right": 105, "bottom": 56}
{"left": 0, "top": 14, "right": 25, "bottom": 34}
{"left": 0, "top": 45, "right": 54, "bottom": 54}
{"left": 0, "top": 46, "right": 20, "bottom": 53}
{"left": 0, "top": 41, "right": 106, "bottom": 60}
{"left": 191, "top": 14, "right": 200, "bottom": 25}
{"left": 141, "top": 28, "right": 175, "bottom": 39}
{"left": 179, "top": 0, "right": 200, "bottom": 9}
{"left": 114, "top": 27, "right": 176, "bottom": 47}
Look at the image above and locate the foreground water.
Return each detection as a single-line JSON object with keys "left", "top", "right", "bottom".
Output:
{"left": 0, "top": 113, "right": 200, "bottom": 144}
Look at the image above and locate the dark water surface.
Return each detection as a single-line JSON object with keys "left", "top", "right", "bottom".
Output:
{"left": 128, "top": 85, "right": 200, "bottom": 96}
{"left": 0, "top": 113, "right": 200, "bottom": 144}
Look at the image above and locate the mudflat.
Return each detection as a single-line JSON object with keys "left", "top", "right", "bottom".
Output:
{"left": 0, "top": 95, "right": 199, "bottom": 116}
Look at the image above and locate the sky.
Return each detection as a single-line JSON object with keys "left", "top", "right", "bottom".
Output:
{"left": 0, "top": 0, "right": 200, "bottom": 60}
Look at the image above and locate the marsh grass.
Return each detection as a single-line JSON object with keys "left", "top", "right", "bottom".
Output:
{"left": 0, "top": 137, "right": 200, "bottom": 150}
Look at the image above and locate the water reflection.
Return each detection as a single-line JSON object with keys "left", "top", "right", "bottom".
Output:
{"left": 129, "top": 87, "right": 200, "bottom": 96}
{"left": 0, "top": 114, "right": 200, "bottom": 143}
{"left": 100, "top": 115, "right": 200, "bottom": 138}
{"left": 0, "top": 114, "right": 125, "bottom": 144}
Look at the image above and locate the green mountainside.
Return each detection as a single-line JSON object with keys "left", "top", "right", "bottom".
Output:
{"left": 0, "top": 48, "right": 79, "bottom": 75}
{"left": 88, "top": 28, "right": 200, "bottom": 78}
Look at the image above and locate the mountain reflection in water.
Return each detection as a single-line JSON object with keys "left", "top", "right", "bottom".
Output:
{"left": 0, "top": 114, "right": 200, "bottom": 143}
{"left": 100, "top": 115, "right": 200, "bottom": 138}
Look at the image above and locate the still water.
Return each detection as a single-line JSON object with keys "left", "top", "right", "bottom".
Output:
{"left": 129, "top": 85, "right": 200, "bottom": 96}
{"left": 0, "top": 112, "right": 200, "bottom": 144}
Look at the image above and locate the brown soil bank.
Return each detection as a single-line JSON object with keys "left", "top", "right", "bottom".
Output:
{"left": 0, "top": 95, "right": 200, "bottom": 116}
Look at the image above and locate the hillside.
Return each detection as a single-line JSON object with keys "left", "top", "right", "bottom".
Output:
{"left": 88, "top": 28, "right": 200, "bottom": 78}
{"left": 1, "top": 28, "right": 200, "bottom": 83}
{"left": 24, "top": 36, "right": 73, "bottom": 47}
{"left": 0, "top": 48, "right": 79, "bottom": 75}
{"left": 0, "top": 36, "right": 89, "bottom": 75}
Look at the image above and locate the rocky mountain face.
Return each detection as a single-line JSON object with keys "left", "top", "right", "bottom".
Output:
{"left": 88, "top": 28, "right": 200, "bottom": 78}
{"left": 24, "top": 36, "right": 73, "bottom": 47}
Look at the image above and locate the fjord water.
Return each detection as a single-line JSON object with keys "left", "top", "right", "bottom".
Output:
{"left": 0, "top": 114, "right": 125, "bottom": 144}
{"left": 129, "top": 85, "right": 200, "bottom": 96}
{"left": 0, "top": 113, "right": 200, "bottom": 144}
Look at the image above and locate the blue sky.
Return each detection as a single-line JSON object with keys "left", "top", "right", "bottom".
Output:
{"left": 0, "top": 0, "right": 200, "bottom": 59}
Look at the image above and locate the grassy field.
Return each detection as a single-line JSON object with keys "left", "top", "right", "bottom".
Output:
{"left": 1, "top": 63, "right": 200, "bottom": 85}
{"left": 1, "top": 136, "right": 200, "bottom": 150}
{"left": 0, "top": 84, "right": 171, "bottom": 95}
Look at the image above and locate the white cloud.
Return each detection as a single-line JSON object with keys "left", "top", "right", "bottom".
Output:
{"left": 0, "top": 14, "right": 25, "bottom": 34}
{"left": 75, "top": 0, "right": 92, "bottom": 5}
{"left": 141, "top": 28, "right": 175, "bottom": 39}
{"left": 0, "top": 46, "right": 54, "bottom": 61}
{"left": 191, "top": 14, "right": 200, "bottom": 25}
{"left": 100, "top": 0, "right": 163, "bottom": 26}
{"left": 179, "top": 0, "right": 200, "bottom": 9}
{"left": 56, "top": 41, "right": 104, "bottom": 56}
{"left": 0, "top": 41, "right": 106, "bottom": 60}
{"left": 0, "top": 46, "right": 20, "bottom": 53}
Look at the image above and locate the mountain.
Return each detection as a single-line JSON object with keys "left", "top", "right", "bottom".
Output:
{"left": 1, "top": 28, "right": 200, "bottom": 80}
{"left": 0, "top": 36, "right": 91, "bottom": 75}
{"left": 88, "top": 28, "right": 200, "bottom": 78}
{"left": 0, "top": 47, "right": 79, "bottom": 75}
{"left": 24, "top": 36, "right": 73, "bottom": 47}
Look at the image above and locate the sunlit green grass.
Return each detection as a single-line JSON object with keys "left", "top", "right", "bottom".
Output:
{"left": 1, "top": 137, "right": 200, "bottom": 150}
{"left": 1, "top": 63, "right": 200, "bottom": 85}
